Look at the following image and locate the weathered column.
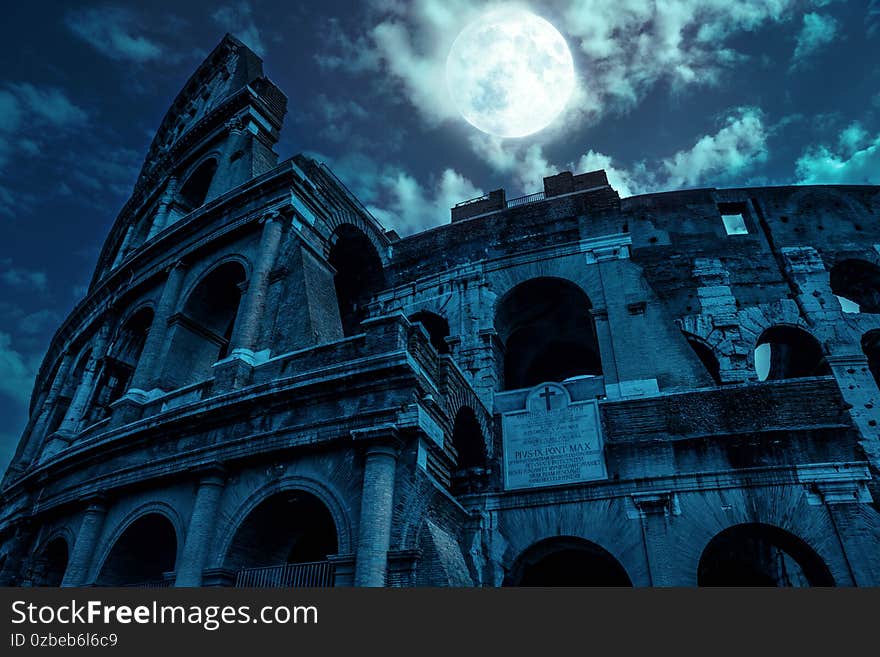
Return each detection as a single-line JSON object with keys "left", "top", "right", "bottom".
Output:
{"left": 129, "top": 261, "right": 188, "bottom": 394}
{"left": 228, "top": 210, "right": 285, "bottom": 356}
{"left": 354, "top": 429, "right": 401, "bottom": 587}
{"left": 175, "top": 465, "right": 227, "bottom": 587}
{"left": 56, "top": 320, "right": 113, "bottom": 436}
{"left": 214, "top": 211, "right": 285, "bottom": 390}
{"left": 0, "top": 519, "right": 34, "bottom": 586}
{"left": 147, "top": 177, "right": 180, "bottom": 240}
{"left": 61, "top": 496, "right": 107, "bottom": 587}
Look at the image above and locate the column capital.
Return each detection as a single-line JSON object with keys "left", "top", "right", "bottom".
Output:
{"left": 82, "top": 492, "right": 109, "bottom": 514}
{"left": 164, "top": 259, "right": 189, "bottom": 275}
{"left": 351, "top": 425, "right": 404, "bottom": 456}
{"left": 193, "top": 462, "right": 227, "bottom": 486}
{"left": 225, "top": 114, "right": 246, "bottom": 134}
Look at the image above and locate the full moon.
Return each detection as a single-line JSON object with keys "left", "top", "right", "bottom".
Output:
{"left": 446, "top": 9, "right": 575, "bottom": 139}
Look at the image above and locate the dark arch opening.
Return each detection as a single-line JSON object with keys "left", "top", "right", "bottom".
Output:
{"left": 862, "top": 330, "right": 880, "bottom": 388}
{"left": 224, "top": 491, "right": 338, "bottom": 587}
{"left": 755, "top": 326, "right": 830, "bottom": 381}
{"left": 96, "top": 514, "right": 177, "bottom": 586}
{"left": 698, "top": 523, "right": 835, "bottom": 587}
{"left": 328, "top": 225, "right": 384, "bottom": 337}
{"left": 505, "top": 537, "right": 632, "bottom": 587}
{"left": 31, "top": 537, "right": 68, "bottom": 587}
{"left": 409, "top": 311, "right": 450, "bottom": 354}
{"left": 830, "top": 259, "right": 880, "bottom": 314}
{"left": 87, "top": 308, "right": 154, "bottom": 425}
{"left": 683, "top": 333, "right": 722, "bottom": 385}
{"left": 178, "top": 159, "right": 218, "bottom": 211}
{"left": 161, "top": 262, "right": 246, "bottom": 389}
{"left": 450, "top": 407, "right": 488, "bottom": 495}
{"left": 495, "top": 278, "right": 602, "bottom": 391}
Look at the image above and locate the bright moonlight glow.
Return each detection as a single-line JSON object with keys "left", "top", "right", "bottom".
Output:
{"left": 446, "top": 8, "right": 575, "bottom": 138}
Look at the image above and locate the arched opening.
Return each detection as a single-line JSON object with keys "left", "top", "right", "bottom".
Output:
{"left": 683, "top": 333, "right": 721, "bottom": 385}
{"left": 328, "top": 225, "right": 384, "bottom": 337}
{"left": 505, "top": 537, "right": 632, "bottom": 587}
{"left": 86, "top": 308, "right": 154, "bottom": 425}
{"left": 862, "top": 330, "right": 880, "bottom": 388}
{"left": 178, "top": 158, "right": 218, "bottom": 211}
{"left": 96, "top": 514, "right": 177, "bottom": 586}
{"left": 409, "top": 311, "right": 450, "bottom": 354}
{"left": 698, "top": 523, "right": 835, "bottom": 587}
{"left": 754, "top": 326, "right": 830, "bottom": 381}
{"left": 450, "top": 407, "right": 488, "bottom": 494}
{"left": 30, "top": 537, "right": 68, "bottom": 586}
{"left": 494, "top": 278, "right": 602, "bottom": 391}
{"left": 830, "top": 259, "right": 880, "bottom": 314}
{"left": 225, "top": 491, "right": 338, "bottom": 587}
{"left": 161, "top": 262, "right": 246, "bottom": 389}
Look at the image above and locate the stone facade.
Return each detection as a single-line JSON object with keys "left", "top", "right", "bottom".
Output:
{"left": 1, "top": 36, "right": 879, "bottom": 587}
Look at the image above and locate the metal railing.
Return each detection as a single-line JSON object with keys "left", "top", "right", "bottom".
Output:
{"left": 234, "top": 561, "right": 335, "bottom": 588}
{"left": 506, "top": 191, "right": 545, "bottom": 208}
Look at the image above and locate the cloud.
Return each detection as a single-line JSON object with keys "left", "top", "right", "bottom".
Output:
{"left": 325, "top": 0, "right": 830, "bottom": 134}
{"left": 0, "top": 331, "right": 39, "bottom": 406}
{"left": 468, "top": 106, "right": 769, "bottom": 198}
{"left": 6, "top": 84, "right": 89, "bottom": 128}
{"left": 0, "top": 259, "right": 49, "bottom": 292}
{"left": 314, "top": 18, "right": 381, "bottom": 73}
{"left": 66, "top": 7, "right": 163, "bottom": 63}
{"left": 212, "top": 2, "right": 266, "bottom": 56}
{"left": 791, "top": 12, "right": 839, "bottom": 68}
{"left": 796, "top": 124, "right": 880, "bottom": 184}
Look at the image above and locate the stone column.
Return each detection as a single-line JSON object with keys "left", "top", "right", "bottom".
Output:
{"left": 129, "top": 261, "right": 188, "bottom": 394}
{"left": 15, "top": 351, "right": 74, "bottom": 467}
{"left": 61, "top": 496, "right": 107, "bottom": 587}
{"left": 354, "top": 430, "right": 401, "bottom": 587}
{"left": 56, "top": 320, "right": 113, "bottom": 436}
{"left": 228, "top": 210, "right": 285, "bottom": 356}
{"left": 214, "top": 211, "right": 285, "bottom": 390}
{"left": 175, "top": 465, "right": 227, "bottom": 587}
{"left": 147, "top": 177, "right": 180, "bottom": 240}
{"left": 0, "top": 519, "right": 34, "bottom": 586}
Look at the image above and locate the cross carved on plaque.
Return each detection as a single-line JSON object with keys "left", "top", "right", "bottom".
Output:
{"left": 539, "top": 385, "right": 558, "bottom": 411}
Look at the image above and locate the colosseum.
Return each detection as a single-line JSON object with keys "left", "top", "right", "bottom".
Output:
{"left": 1, "top": 35, "right": 879, "bottom": 588}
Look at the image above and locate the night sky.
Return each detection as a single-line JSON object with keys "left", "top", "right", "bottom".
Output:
{"left": 1, "top": 1, "right": 879, "bottom": 471}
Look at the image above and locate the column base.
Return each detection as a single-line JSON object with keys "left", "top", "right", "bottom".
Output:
{"left": 212, "top": 349, "right": 270, "bottom": 391}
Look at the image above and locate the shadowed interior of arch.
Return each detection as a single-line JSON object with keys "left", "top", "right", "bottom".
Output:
{"left": 862, "top": 330, "right": 880, "bottom": 388}
{"left": 505, "top": 537, "right": 632, "bottom": 587}
{"left": 328, "top": 225, "right": 385, "bottom": 337}
{"left": 178, "top": 158, "right": 218, "bottom": 211}
{"left": 30, "top": 537, "right": 68, "bottom": 586}
{"left": 96, "top": 513, "right": 177, "bottom": 586}
{"left": 830, "top": 259, "right": 880, "bottom": 314}
{"left": 494, "top": 278, "right": 602, "bottom": 391}
{"left": 224, "top": 491, "right": 338, "bottom": 586}
{"left": 754, "top": 326, "right": 830, "bottom": 381}
{"left": 450, "top": 406, "right": 488, "bottom": 495}
{"left": 698, "top": 523, "right": 835, "bottom": 587}
{"left": 409, "top": 311, "right": 450, "bottom": 354}
{"left": 683, "top": 332, "right": 722, "bottom": 385}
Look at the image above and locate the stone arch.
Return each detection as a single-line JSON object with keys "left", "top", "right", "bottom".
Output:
{"left": 30, "top": 533, "right": 71, "bottom": 586}
{"left": 494, "top": 276, "right": 602, "bottom": 390}
{"left": 178, "top": 154, "right": 220, "bottom": 211}
{"left": 408, "top": 310, "right": 450, "bottom": 354}
{"left": 504, "top": 536, "right": 633, "bottom": 586}
{"left": 754, "top": 324, "right": 830, "bottom": 381}
{"left": 45, "top": 345, "right": 93, "bottom": 436}
{"left": 215, "top": 475, "right": 353, "bottom": 571}
{"left": 443, "top": 383, "right": 493, "bottom": 458}
{"left": 94, "top": 503, "right": 183, "bottom": 586}
{"left": 697, "top": 522, "right": 835, "bottom": 586}
{"left": 450, "top": 406, "right": 489, "bottom": 495}
{"left": 327, "top": 223, "right": 385, "bottom": 337}
{"left": 681, "top": 331, "right": 721, "bottom": 385}
{"left": 322, "top": 213, "right": 389, "bottom": 267}
{"left": 830, "top": 258, "right": 880, "bottom": 314}
{"left": 161, "top": 258, "right": 249, "bottom": 389}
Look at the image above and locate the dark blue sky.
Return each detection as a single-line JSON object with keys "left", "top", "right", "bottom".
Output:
{"left": 1, "top": 0, "right": 878, "bottom": 471}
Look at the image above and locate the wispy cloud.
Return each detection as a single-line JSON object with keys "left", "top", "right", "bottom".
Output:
{"left": 66, "top": 7, "right": 163, "bottom": 63}
{"left": 212, "top": 2, "right": 266, "bottom": 56}
{"left": 0, "top": 331, "right": 40, "bottom": 406}
{"left": 0, "top": 259, "right": 49, "bottom": 293}
{"left": 796, "top": 122, "right": 880, "bottom": 184}
{"left": 791, "top": 12, "right": 839, "bottom": 69}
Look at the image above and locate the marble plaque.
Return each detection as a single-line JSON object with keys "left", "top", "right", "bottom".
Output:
{"left": 502, "top": 382, "right": 606, "bottom": 490}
